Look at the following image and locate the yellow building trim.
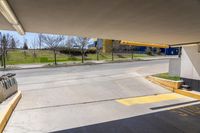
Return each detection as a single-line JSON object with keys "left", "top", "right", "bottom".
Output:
{"left": 121, "top": 40, "right": 169, "bottom": 48}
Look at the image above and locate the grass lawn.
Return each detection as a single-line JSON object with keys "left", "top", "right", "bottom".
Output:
{"left": 154, "top": 73, "right": 181, "bottom": 81}
{"left": 5, "top": 49, "right": 150, "bottom": 65}
{"left": 86, "top": 53, "right": 149, "bottom": 61}
{"left": 6, "top": 50, "right": 70, "bottom": 65}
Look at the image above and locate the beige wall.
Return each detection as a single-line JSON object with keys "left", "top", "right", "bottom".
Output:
{"left": 169, "top": 58, "right": 181, "bottom": 76}
{"left": 180, "top": 45, "right": 200, "bottom": 80}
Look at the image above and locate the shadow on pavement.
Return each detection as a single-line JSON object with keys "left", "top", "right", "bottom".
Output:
{"left": 51, "top": 103, "right": 200, "bottom": 133}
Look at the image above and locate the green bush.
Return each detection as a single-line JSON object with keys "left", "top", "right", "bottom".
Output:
{"left": 60, "top": 48, "right": 81, "bottom": 56}
{"left": 86, "top": 47, "right": 97, "bottom": 54}
{"left": 60, "top": 48, "right": 97, "bottom": 56}
{"left": 40, "top": 57, "right": 48, "bottom": 63}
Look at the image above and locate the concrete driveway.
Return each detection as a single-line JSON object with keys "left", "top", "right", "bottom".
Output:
{"left": 2, "top": 60, "right": 200, "bottom": 133}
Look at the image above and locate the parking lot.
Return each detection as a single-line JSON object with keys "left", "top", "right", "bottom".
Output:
{"left": 2, "top": 60, "right": 200, "bottom": 133}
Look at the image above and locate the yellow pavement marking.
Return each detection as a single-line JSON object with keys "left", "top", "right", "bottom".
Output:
{"left": 116, "top": 93, "right": 184, "bottom": 106}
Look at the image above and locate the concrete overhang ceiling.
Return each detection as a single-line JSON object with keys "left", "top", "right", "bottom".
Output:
{"left": 0, "top": 0, "right": 200, "bottom": 44}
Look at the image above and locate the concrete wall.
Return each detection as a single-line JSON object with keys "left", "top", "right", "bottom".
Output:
{"left": 180, "top": 45, "right": 200, "bottom": 80}
{"left": 169, "top": 58, "right": 181, "bottom": 76}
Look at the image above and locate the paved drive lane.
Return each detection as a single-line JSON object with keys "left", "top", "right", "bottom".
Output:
{"left": 2, "top": 60, "right": 200, "bottom": 133}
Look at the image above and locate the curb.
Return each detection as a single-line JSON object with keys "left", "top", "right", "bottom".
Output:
{"left": 0, "top": 58, "right": 170, "bottom": 71}
{"left": 146, "top": 76, "right": 183, "bottom": 91}
{"left": 0, "top": 91, "right": 22, "bottom": 133}
{"left": 174, "top": 89, "right": 200, "bottom": 100}
{"left": 0, "top": 60, "right": 139, "bottom": 71}
{"left": 147, "top": 76, "right": 200, "bottom": 100}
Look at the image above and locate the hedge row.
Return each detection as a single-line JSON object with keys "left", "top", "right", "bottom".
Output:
{"left": 60, "top": 48, "right": 97, "bottom": 56}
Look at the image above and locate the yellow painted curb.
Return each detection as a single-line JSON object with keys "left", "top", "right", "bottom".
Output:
{"left": 0, "top": 91, "right": 22, "bottom": 133}
{"left": 147, "top": 76, "right": 200, "bottom": 100}
{"left": 146, "top": 76, "right": 183, "bottom": 91}
{"left": 174, "top": 89, "right": 200, "bottom": 100}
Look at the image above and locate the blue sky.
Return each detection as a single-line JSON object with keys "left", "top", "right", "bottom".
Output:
{"left": 0, "top": 30, "right": 95, "bottom": 48}
{"left": 0, "top": 30, "right": 39, "bottom": 48}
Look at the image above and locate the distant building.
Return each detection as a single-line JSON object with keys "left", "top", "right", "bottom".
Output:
{"left": 98, "top": 39, "right": 179, "bottom": 55}
{"left": 133, "top": 47, "right": 179, "bottom": 55}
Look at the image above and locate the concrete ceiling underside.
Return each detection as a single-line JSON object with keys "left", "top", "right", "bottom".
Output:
{"left": 0, "top": 13, "right": 13, "bottom": 30}
{"left": 1, "top": 0, "right": 200, "bottom": 44}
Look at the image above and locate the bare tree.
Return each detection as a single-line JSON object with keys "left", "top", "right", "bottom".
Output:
{"left": 1, "top": 35, "right": 7, "bottom": 69}
{"left": 32, "top": 38, "right": 39, "bottom": 58}
{"left": 10, "top": 38, "right": 16, "bottom": 49}
{"left": 41, "top": 34, "right": 65, "bottom": 65}
{"left": 5, "top": 34, "right": 12, "bottom": 49}
{"left": 65, "top": 37, "right": 75, "bottom": 56}
{"left": 74, "top": 37, "right": 90, "bottom": 63}
{"left": 38, "top": 34, "right": 43, "bottom": 49}
{"left": 10, "top": 37, "right": 19, "bottom": 49}
{"left": 3, "top": 34, "right": 12, "bottom": 56}
{"left": 0, "top": 33, "right": 17, "bottom": 49}
{"left": 0, "top": 33, "right": 14, "bottom": 68}
{"left": 23, "top": 39, "right": 29, "bottom": 50}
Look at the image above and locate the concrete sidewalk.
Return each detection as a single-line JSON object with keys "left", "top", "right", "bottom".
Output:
{"left": 2, "top": 55, "right": 177, "bottom": 70}
{"left": 140, "top": 55, "right": 178, "bottom": 61}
